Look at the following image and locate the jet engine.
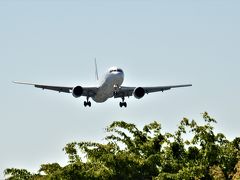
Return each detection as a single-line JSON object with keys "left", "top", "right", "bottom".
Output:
{"left": 133, "top": 87, "right": 145, "bottom": 99}
{"left": 72, "top": 86, "right": 83, "bottom": 98}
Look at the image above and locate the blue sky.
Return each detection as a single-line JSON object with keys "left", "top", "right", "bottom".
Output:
{"left": 1, "top": 0, "right": 240, "bottom": 178}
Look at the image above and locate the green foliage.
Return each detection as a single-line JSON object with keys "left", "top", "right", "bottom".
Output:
{"left": 4, "top": 168, "right": 32, "bottom": 180}
{"left": 4, "top": 112, "right": 240, "bottom": 179}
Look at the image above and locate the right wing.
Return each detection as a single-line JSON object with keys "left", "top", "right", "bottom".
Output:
{"left": 13, "top": 81, "right": 98, "bottom": 97}
{"left": 115, "top": 84, "right": 192, "bottom": 98}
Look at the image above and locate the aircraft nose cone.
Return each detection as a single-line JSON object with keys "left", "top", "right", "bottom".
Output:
{"left": 113, "top": 72, "right": 124, "bottom": 85}
{"left": 117, "top": 72, "right": 124, "bottom": 80}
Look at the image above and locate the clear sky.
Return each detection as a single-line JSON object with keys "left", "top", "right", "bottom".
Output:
{"left": 1, "top": 0, "right": 240, "bottom": 178}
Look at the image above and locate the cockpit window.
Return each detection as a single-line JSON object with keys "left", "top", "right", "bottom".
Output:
{"left": 109, "top": 68, "right": 123, "bottom": 73}
{"left": 117, "top": 68, "right": 123, "bottom": 73}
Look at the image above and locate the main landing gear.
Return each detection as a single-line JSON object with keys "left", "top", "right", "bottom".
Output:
{"left": 84, "top": 97, "right": 91, "bottom": 107}
{"left": 119, "top": 97, "right": 127, "bottom": 108}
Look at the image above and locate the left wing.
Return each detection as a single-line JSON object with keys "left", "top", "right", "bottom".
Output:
{"left": 13, "top": 81, "right": 73, "bottom": 93}
{"left": 115, "top": 84, "right": 192, "bottom": 98}
{"left": 13, "top": 81, "right": 98, "bottom": 97}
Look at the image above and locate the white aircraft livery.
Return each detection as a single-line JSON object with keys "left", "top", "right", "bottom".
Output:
{"left": 13, "top": 62, "right": 192, "bottom": 108}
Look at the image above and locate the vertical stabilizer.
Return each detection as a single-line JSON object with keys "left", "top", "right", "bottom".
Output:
{"left": 94, "top": 58, "right": 99, "bottom": 81}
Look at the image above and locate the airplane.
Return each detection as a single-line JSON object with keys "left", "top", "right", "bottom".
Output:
{"left": 13, "top": 61, "right": 192, "bottom": 108}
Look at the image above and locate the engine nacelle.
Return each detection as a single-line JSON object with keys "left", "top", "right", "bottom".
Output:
{"left": 133, "top": 87, "right": 145, "bottom": 99}
{"left": 72, "top": 86, "right": 83, "bottom": 98}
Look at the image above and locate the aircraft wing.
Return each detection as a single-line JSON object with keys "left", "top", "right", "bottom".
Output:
{"left": 13, "top": 81, "right": 98, "bottom": 97}
{"left": 115, "top": 84, "right": 192, "bottom": 98}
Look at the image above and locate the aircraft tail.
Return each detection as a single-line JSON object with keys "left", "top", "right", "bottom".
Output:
{"left": 94, "top": 58, "right": 99, "bottom": 81}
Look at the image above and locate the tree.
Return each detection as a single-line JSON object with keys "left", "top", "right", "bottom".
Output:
{"left": 4, "top": 112, "right": 240, "bottom": 179}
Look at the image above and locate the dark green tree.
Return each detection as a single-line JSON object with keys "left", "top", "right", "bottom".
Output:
{"left": 4, "top": 113, "right": 240, "bottom": 180}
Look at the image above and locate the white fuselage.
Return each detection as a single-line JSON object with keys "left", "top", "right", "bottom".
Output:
{"left": 91, "top": 67, "right": 124, "bottom": 103}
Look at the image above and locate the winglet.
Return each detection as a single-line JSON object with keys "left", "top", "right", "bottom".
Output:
{"left": 13, "top": 81, "right": 33, "bottom": 85}
{"left": 94, "top": 58, "right": 99, "bottom": 81}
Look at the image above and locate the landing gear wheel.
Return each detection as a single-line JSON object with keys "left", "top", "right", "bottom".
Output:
{"left": 119, "top": 102, "right": 127, "bottom": 108}
{"left": 119, "top": 97, "right": 127, "bottom": 108}
{"left": 84, "top": 100, "right": 91, "bottom": 107}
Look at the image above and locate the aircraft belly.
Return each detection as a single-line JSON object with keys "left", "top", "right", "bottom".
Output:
{"left": 92, "top": 73, "right": 123, "bottom": 103}
{"left": 92, "top": 94, "right": 110, "bottom": 103}
{"left": 92, "top": 85, "right": 113, "bottom": 103}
